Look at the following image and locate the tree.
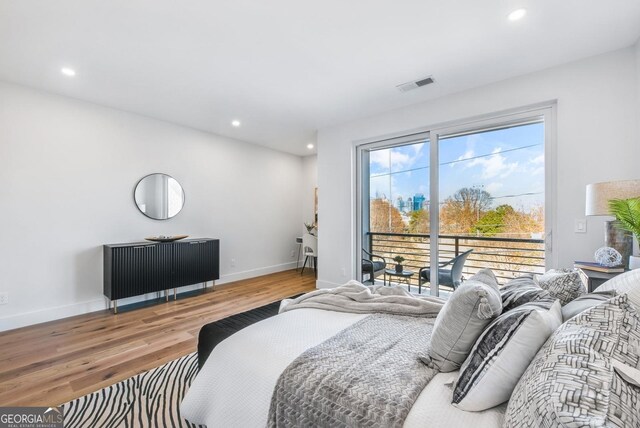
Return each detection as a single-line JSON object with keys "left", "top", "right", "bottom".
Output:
{"left": 407, "top": 209, "right": 430, "bottom": 234}
{"left": 370, "top": 198, "right": 405, "bottom": 233}
{"left": 474, "top": 205, "right": 514, "bottom": 236}
{"left": 501, "top": 205, "right": 544, "bottom": 236}
{"left": 440, "top": 186, "right": 492, "bottom": 234}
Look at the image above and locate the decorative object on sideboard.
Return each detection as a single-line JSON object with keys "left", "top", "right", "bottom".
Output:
{"left": 304, "top": 222, "right": 317, "bottom": 236}
{"left": 593, "top": 246, "right": 622, "bottom": 267}
{"left": 608, "top": 196, "right": 640, "bottom": 270}
{"left": 145, "top": 235, "right": 189, "bottom": 243}
{"left": 134, "top": 173, "right": 185, "bottom": 220}
{"left": 585, "top": 179, "right": 640, "bottom": 268}
{"left": 393, "top": 255, "right": 405, "bottom": 273}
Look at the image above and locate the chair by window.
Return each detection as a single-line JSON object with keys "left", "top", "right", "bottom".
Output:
{"left": 362, "top": 249, "right": 387, "bottom": 285}
{"left": 301, "top": 233, "right": 318, "bottom": 278}
{"left": 418, "top": 249, "right": 473, "bottom": 293}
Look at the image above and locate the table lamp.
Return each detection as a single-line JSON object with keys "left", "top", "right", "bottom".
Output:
{"left": 586, "top": 179, "right": 640, "bottom": 268}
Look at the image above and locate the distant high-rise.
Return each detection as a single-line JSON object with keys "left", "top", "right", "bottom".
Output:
{"left": 413, "top": 193, "right": 426, "bottom": 211}
{"left": 396, "top": 196, "right": 405, "bottom": 212}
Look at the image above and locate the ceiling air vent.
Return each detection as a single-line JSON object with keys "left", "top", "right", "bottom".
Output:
{"left": 396, "top": 76, "right": 435, "bottom": 92}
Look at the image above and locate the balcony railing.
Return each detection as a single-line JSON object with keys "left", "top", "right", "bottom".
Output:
{"left": 367, "top": 232, "right": 545, "bottom": 290}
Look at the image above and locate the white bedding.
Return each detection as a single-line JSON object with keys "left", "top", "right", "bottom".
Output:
{"left": 181, "top": 308, "right": 506, "bottom": 428}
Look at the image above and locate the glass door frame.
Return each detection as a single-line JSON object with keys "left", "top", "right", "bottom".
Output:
{"left": 355, "top": 102, "right": 557, "bottom": 296}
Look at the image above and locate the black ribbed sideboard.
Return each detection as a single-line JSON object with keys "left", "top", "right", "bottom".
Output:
{"left": 104, "top": 238, "right": 220, "bottom": 313}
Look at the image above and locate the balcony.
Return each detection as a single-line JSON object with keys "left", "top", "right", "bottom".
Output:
{"left": 366, "top": 232, "right": 545, "bottom": 292}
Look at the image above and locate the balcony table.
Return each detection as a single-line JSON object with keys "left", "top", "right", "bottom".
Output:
{"left": 384, "top": 269, "right": 415, "bottom": 291}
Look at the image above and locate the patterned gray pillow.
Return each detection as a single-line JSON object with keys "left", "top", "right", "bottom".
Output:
{"left": 535, "top": 268, "right": 586, "bottom": 306}
{"left": 452, "top": 298, "right": 561, "bottom": 411}
{"left": 504, "top": 293, "right": 640, "bottom": 427}
{"left": 420, "top": 269, "right": 502, "bottom": 373}
{"left": 500, "top": 276, "right": 552, "bottom": 312}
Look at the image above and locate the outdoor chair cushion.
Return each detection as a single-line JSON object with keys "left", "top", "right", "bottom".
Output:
{"left": 420, "top": 268, "right": 453, "bottom": 286}
{"left": 362, "top": 260, "right": 385, "bottom": 272}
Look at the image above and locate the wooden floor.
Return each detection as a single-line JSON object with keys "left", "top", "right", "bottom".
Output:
{"left": 0, "top": 269, "right": 316, "bottom": 407}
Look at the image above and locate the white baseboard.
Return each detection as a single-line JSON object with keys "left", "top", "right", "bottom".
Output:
{"left": 0, "top": 261, "right": 299, "bottom": 332}
{"left": 216, "top": 261, "right": 298, "bottom": 285}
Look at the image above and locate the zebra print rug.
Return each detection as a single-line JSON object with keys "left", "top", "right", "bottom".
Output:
{"left": 63, "top": 352, "right": 201, "bottom": 428}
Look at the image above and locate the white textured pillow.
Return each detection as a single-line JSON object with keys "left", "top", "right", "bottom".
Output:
{"left": 420, "top": 269, "right": 502, "bottom": 373}
{"left": 595, "top": 268, "right": 640, "bottom": 309}
{"left": 535, "top": 268, "right": 586, "bottom": 305}
{"left": 504, "top": 294, "right": 640, "bottom": 427}
{"left": 452, "top": 299, "right": 562, "bottom": 411}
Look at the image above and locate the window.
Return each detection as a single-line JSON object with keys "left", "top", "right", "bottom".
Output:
{"left": 357, "top": 107, "right": 553, "bottom": 296}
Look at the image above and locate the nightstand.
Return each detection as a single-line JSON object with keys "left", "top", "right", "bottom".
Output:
{"left": 577, "top": 269, "right": 623, "bottom": 292}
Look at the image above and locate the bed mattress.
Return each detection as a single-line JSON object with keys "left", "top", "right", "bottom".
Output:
{"left": 181, "top": 308, "right": 506, "bottom": 427}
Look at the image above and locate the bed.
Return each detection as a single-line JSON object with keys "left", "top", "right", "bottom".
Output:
{"left": 181, "top": 271, "right": 640, "bottom": 428}
{"left": 181, "top": 306, "right": 505, "bottom": 427}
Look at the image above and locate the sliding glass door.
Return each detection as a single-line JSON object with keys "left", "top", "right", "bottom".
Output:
{"left": 360, "top": 135, "right": 430, "bottom": 290}
{"left": 357, "top": 107, "right": 552, "bottom": 296}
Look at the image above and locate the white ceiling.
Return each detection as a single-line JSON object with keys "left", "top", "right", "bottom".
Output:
{"left": 1, "top": 1, "right": 639, "bottom": 156}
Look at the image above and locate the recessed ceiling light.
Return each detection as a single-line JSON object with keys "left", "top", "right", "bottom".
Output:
{"left": 61, "top": 67, "right": 76, "bottom": 77}
{"left": 231, "top": 120, "right": 241, "bottom": 127}
{"left": 508, "top": 8, "right": 527, "bottom": 21}
{"left": 307, "top": 143, "right": 314, "bottom": 150}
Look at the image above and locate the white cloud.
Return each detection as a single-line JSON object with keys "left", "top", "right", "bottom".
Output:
{"left": 485, "top": 182, "right": 504, "bottom": 194}
{"left": 370, "top": 145, "right": 422, "bottom": 170}
{"left": 530, "top": 153, "right": 544, "bottom": 164}
{"left": 459, "top": 147, "right": 519, "bottom": 179}
{"left": 453, "top": 149, "right": 474, "bottom": 166}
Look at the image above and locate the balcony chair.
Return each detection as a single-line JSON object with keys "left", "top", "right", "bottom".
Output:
{"left": 362, "top": 249, "right": 387, "bottom": 285}
{"left": 418, "top": 249, "right": 473, "bottom": 293}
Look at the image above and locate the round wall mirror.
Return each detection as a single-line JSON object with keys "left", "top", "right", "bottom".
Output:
{"left": 134, "top": 173, "right": 185, "bottom": 220}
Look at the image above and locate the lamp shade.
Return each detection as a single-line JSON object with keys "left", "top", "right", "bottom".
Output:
{"left": 585, "top": 179, "right": 640, "bottom": 216}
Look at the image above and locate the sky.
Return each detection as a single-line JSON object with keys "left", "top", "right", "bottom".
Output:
{"left": 369, "top": 122, "right": 545, "bottom": 212}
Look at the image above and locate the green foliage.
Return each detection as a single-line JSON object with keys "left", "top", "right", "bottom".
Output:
{"left": 408, "top": 209, "right": 430, "bottom": 234}
{"left": 609, "top": 198, "right": 640, "bottom": 241}
{"left": 393, "top": 255, "right": 405, "bottom": 264}
{"left": 474, "top": 205, "right": 514, "bottom": 236}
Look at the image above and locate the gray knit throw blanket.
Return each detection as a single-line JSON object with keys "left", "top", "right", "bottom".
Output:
{"left": 267, "top": 314, "right": 437, "bottom": 428}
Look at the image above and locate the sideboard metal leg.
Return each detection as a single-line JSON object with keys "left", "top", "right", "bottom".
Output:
{"left": 174, "top": 288, "right": 177, "bottom": 300}
{"left": 113, "top": 300, "right": 118, "bottom": 314}
{"left": 165, "top": 289, "right": 169, "bottom": 302}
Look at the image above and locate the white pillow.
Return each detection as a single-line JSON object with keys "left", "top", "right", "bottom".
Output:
{"left": 452, "top": 299, "right": 562, "bottom": 411}
{"left": 560, "top": 290, "right": 617, "bottom": 321}
{"left": 420, "top": 269, "right": 502, "bottom": 373}
{"left": 595, "top": 269, "right": 640, "bottom": 309}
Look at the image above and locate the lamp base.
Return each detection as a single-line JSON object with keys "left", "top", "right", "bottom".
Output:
{"left": 604, "top": 220, "right": 632, "bottom": 269}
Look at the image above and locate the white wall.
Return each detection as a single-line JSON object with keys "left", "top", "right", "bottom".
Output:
{"left": 317, "top": 46, "right": 640, "bottom": 289}
{"left": 0, "top": 81, "right": 303, "bottom": 330}
{"left": 301, "top": 155, "right": 318, "bottom": 229}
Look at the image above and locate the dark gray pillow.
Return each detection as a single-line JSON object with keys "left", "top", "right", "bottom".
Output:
{"left": 500, "top": 276, "right": 552, "bottom": 312}
{"left": 420, "top": 269, "right": 502, "bottom": 373}
{"left": 561, "top": 290, "right": 617, "bottom": 321}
